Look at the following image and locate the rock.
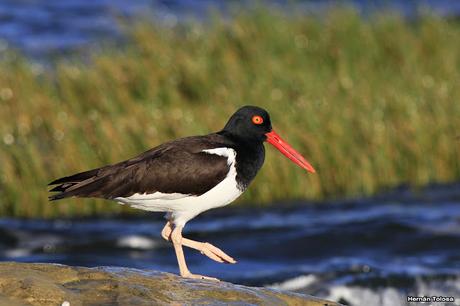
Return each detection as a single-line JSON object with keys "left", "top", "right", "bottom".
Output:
{"left": 0, "top": 262, "right": 340, "bottom": 306}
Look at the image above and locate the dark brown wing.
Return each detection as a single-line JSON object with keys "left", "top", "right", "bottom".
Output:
{"left": 48, "top": 134, "right": 232, "bottom": 201}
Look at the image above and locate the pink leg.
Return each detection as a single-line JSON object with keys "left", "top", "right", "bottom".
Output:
{"left": 161, "top": 221, "right": 236, "bottom": 264}
{"left": 169, "top": 224, "right": 219, "bottom": 281}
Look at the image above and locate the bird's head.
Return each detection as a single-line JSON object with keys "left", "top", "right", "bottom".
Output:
{"left": 222, "top": 105, "right": 272, "bottom": 142}
{"left": 221, "top": 105, "right": 316, "bottom": 173}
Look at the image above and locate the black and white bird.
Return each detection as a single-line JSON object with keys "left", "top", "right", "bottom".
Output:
{"left": 49, "top": 105, "right": 316, "bottom": 280}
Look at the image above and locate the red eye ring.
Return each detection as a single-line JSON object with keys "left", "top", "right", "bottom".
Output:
{"left": 252, "top": 115, "right": 264, "bottom": 125}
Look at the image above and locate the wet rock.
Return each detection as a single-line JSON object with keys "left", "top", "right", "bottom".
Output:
{"left": 0, "top": 262, "right": 340, "bottom": 306}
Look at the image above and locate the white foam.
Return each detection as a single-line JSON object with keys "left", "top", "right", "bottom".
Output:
{"left": 4, "top": 248, "right": 30, "bottom": 258}
{"left": 327, "top": 286, "right": 405, "bottom": 306}
{"left": 117, "top": 235, "right": 157, "bottom": 249}
{"left": 325, "top": 278, "right": 460, "bottom": 306}
{"left": 414, "top": 277, "right": 460, "bottom": 306}
{"left": 268, "top": 274, "right": 317, "bottom": 291}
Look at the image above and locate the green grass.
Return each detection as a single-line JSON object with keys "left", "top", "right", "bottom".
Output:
{"left": 0, "top": 9, "right": 459, "bottom": 217}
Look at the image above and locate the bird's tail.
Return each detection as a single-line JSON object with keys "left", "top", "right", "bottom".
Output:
{"left": 48, "top": 167, "right": 106, "bottom": 201}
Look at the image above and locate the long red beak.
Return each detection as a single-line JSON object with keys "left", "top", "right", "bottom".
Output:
{"left": 265, "top": 130, "right": 316, "bottom": 173}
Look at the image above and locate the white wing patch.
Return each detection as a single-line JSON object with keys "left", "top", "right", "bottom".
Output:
{"left": 114, "top": 147, "right": 243, "bottom": 227}
{"left": 202, "top": 148, "right": 236, "bottom": 165}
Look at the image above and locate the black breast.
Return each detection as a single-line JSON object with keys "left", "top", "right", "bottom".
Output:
{"left": 234, "top": 142, "right": 265, "bottom": 190}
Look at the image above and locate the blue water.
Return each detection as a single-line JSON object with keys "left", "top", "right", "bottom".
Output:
{"left": 1, "top": 2, "right": 460, "bottom": 305}
{"left": 1, "top": 1, "right": 460, "bottom": 59}
{"left": 1, "top": 183, "right": 459, "bottom": 306}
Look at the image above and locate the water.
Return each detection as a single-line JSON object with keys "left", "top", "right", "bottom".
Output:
{"left": 1, "top": 183, "right": 459, "bottom": 306}
{"left": 1, "top": 1, "right": 460, "bottom": 59}
{"left": 1, "top": 2, "right": 459, "bottom": 305}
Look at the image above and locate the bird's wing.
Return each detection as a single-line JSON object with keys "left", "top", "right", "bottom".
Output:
{"left": 48, "top": 135, "right": 233, "bottom": 201}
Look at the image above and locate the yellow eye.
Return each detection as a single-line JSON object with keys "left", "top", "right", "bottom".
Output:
{"left": 252, "top": 115, "right": 263, "bottom": 125}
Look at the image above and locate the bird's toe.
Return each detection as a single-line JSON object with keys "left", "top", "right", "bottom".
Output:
{"left": 183, "top": 272, "right": 220, "bottom": 281}
{"left": 201, "top": 242, "right": 237, "bottom": 264}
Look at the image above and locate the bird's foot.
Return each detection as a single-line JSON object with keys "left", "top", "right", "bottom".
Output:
{"left": 182, "top": 272, "right": 220, "bottom": 281}
{"left": 200, "top": 242, "right": 237, "bottom": 264}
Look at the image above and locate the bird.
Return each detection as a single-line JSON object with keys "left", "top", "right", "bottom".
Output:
{"left": 48, "top": 105, "right": 316, "bottom": 280}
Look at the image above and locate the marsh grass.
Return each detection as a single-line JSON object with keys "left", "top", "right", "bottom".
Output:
{"left": 0, "top": 9, "right": 459, "bottom": 217}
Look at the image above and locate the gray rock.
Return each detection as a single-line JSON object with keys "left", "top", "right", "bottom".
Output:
{"left": 0, "top": 262, "right": 341, "bottom": 306}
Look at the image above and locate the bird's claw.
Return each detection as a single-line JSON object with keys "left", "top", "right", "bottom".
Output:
{"left": 182, "top": 272, "right": 220, "bottom": 281}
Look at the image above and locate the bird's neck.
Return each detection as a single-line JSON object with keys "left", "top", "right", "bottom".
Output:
{"left": 234, "top": 141, "right": 266, "bottom": 190}
{"left": 217, "top": 130, "right": 264, "bottom": 147}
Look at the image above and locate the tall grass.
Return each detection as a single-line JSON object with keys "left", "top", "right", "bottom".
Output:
{"left": 0, "top": 9, "right": 459, "bottom": 217}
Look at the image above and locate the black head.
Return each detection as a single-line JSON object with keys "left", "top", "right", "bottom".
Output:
{"left": 220, "top": 105, "right": 272, "bottom": 143}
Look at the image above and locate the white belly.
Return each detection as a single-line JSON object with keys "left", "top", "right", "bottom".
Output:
{"left": 114, "top": 148, "right": 243, "bottom": 227}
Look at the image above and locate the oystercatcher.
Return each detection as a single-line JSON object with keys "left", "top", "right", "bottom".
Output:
{"left": 49, "top": 105, "right": 315, "bottom": 280}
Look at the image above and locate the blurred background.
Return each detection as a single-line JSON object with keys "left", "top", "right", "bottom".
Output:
{"left": 0, "top": 1, "right": 459, "bottom": 305}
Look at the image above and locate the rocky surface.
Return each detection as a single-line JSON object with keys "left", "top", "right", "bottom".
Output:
{"left": 0, "top": 262, "right": 340, "bottom": 306}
